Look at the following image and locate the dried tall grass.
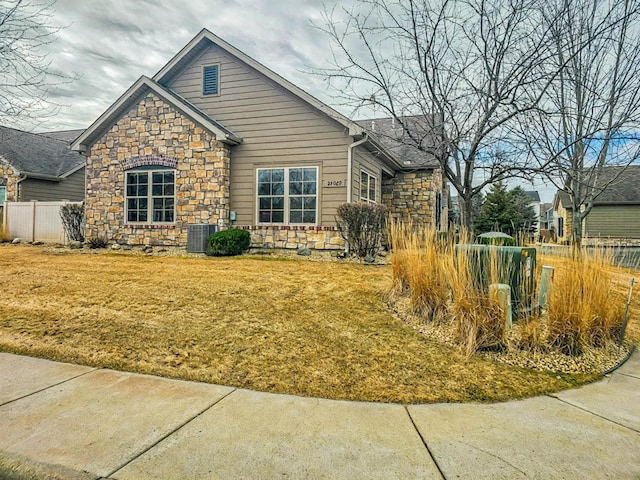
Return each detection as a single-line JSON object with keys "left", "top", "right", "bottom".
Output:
{"left": 388, "top": 221, "right": 450, "bottom": 320}
{"left": 389, "top": 222, "right": 506, "bottom": 356}
{"left": 447, "top": 243, "right": 507, "bottom": 356}
{"left": 388, "top": 222, "right": 628, "bottom": 358}
{"left": 547, "top": 248, "right": 624, "bottom": 354}
{"left": 0, "top": 223, "right": 10, "bottom": 243}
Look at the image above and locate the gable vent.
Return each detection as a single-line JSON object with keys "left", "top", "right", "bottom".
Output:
{"left": 203, "top": 65, "right": 219, "bottom": 95}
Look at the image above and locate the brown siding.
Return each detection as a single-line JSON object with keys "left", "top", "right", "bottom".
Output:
{"left": 166, "top": 44, "right": 354, "bottom": 226}
{"left": 585, "top": 205, "right": 640, "bottom": 238}
{"left": 20, "top": 168, "right": 85, "bottom": 202}
{"left": 352, "top": 147, "right": 382, "bottom": 203}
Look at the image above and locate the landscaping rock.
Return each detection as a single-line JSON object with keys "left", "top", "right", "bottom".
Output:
{"left": 33, "top": 241, "right": 44, "bottom": 246}
{"left": 364, "top": 255, "right": 376, "bottom": 264}
{"left": 111, "top": 244, "right": 121, "bottom": 250}
{"left": 297, "top": 247, "right": 311, "bottom": 256}
{"left": 142, "top": 246, "right": 153, "bottom": 254}
{"left": 69, "top": 241, "right": 82, "bottom": 249}
{"left": 11, "top": 238, "right": 21, "bottom": 244}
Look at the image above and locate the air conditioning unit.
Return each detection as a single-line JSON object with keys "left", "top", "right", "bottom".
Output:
{"left": 187, "top": 224, "right": 218, "bottom": 253}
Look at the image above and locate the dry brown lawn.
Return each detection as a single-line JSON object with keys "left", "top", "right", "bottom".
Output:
{"left": 0, "top": 245, "right": 600, "bottom": 404}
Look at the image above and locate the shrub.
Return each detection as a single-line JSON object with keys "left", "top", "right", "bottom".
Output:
{"left": 336, "top": 202, "right": 386, "bottom": 259}
{"left": 206, "top": 228, "right": 251, "bottom": 256}
{"left": 547, "top": 248, "right": 624, "bottom": 355}
{"left": 60, "top": 203, "right": 85, "bottom": 242}
{"left": 86, "top": 235, "right": 108, "bottom": 249}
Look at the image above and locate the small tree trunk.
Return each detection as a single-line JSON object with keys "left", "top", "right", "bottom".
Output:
{"left": 571, "top": 209, "right": 583, "bottom": 258}
{"left": 459, "top": 196, "right": 474, "bottom": 233}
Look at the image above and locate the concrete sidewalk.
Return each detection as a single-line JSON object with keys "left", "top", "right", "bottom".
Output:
{"left": 0, "top": 352, "right": 638, "bottom": 480}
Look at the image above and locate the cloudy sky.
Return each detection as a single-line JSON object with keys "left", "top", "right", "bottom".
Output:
{"left": 24, "top": 0, "right": 554, "bottom": 200}
{"left": 37, "top": 0, "right": 351, "bottom": 131}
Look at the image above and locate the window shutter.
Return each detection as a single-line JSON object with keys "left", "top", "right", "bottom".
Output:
{"left": 203, "top": 65, "right": 219, "bottom": 95}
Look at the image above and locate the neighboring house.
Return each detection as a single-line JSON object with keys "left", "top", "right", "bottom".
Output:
{"left": 553, "top": 165, "right": 640, "bottom": 244}
{"left": 523, "top": 190, "right": 541, "bottom": 234}
{"left": 71, "top": 29, "right": 446, "bottom": 249}
{"left": 0, "top": 126, "right": 85, "bottom": 205}
{"left": 539, "top": 202, "right": 553, "bottom": 230}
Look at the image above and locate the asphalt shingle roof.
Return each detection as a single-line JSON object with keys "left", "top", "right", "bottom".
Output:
{"left": 356, "top": 116, "right": 441, "bottom": 169}
{"left": 555, "top": 165, "right": 640, "bottom": 208}
{"left": 0, "top": 126, "right": 85, "bottom": 177}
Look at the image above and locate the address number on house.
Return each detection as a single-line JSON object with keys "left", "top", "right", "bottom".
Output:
{"left": 324, "top": 179, "right": 346, "bottom": 188}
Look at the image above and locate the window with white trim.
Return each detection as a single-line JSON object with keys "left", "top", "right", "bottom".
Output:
{"left": 203, "top": 65, "right": 219, "bottom": 95}
{"left": 126, "top": 169, "right": 175, "bottom": 224}
{"left": 257, "top": 167, "right": 318, "bottom": 224}
{"left": 0, "top": 186, "right": 5, "bottom": 205}
{"left": 360, "top": 170, "right": 377, "bottom": 203}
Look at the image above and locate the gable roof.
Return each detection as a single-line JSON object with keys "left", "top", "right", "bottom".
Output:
{"left": 356, "top": 117, "right": 441, "bottom": 169}
{"left": 71, "top": 76, "right": 242, "bottom": 153}
{"left": 0, "top": 126, "right": 85, "bottom": 178}
{"left": 524, "top": 191, "right": 541, "bottom": 202}
{"left": 153, "top": 28, "right": 365, "bottom": 138}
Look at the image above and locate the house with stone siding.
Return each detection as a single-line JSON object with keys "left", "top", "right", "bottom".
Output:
{"left": 71, "top": 29, "right": 446, "bottom": 250}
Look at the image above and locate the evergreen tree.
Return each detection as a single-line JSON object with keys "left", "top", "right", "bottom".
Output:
{"left": 475, "top": 183, "right": 537, "bottom": 236}
{"left": 509, "top": 186, "right": 538, "bottom": 234}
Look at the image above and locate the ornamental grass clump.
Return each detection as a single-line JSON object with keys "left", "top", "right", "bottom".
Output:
{"left": 547, "top": 247, "right": 624, "bottom": 355}
{"left": 388, "top": 221, "right": 450, "bottom": 320}
{"left": 0, "top": 223, "right": 10, "bottom": 243}
{"left": 388, "top": 223, "right": 506, "bottom": 354}
{"left": 447, "top": 243, "right": 507, "bottom": 356}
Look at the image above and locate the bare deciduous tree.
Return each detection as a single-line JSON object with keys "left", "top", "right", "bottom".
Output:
{"left": 522, "top": 0, "right": 640, "bottom": 247}
{"left": 318, "top": 0, "right": 560, "bottom": 229}
{"left": 0, "top": 0, "right": 65, "bottom": 129}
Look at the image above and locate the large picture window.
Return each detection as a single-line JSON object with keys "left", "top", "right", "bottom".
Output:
{"left": 126, "top": 169, "right": 175, "bottom": 224}
{"left": 257, "top": 167, "right": 317, "bottom": 224}
{"left": 360, "top": 170, "right": 377, "bottom": 203}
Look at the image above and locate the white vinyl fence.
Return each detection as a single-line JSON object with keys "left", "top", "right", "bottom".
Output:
{"left": 3, "top": 201, "right": 81, "bottom": 244}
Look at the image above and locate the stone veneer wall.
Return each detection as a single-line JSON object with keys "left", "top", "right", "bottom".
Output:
{"left": 0, "top": 158, "right": 20, "bottom": 202}
{"left": 85, "top": 92, "right": 230, "bottom": 246}
{"left": 239, "top": 225, "right": 345, "bottom": 250}
{"left": 382, "top": 169, "right": 444, "bottom": 228}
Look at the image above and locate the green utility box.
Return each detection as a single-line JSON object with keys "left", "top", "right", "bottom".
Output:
{"left": 455, "top": 245, "right": 536, "bottom": 316}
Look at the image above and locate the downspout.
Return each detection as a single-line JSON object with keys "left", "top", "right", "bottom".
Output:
{"left": 347, "top": 134, "right": 368, "bottom": 203}
{"left": 15, "top": 174, "right": 27, "bottom": 202}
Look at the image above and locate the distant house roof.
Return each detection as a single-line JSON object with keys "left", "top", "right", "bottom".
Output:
{"left": 356, "top": 116, "right": 441, "bottom": 169}
{"left": 524, "top": 191, "right": 541, "bottom": 202}
{"left": 0, "top": 126, "right": 85, "bottom": 179}
{"left": 591, "top": 166, "right": 640, "bottom": 204}
{"left": 554, "top": 165, "right": 640, "bottom": 209}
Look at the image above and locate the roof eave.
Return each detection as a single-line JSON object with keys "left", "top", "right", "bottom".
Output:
{"left": 59, "top": 162, "right": 86, "bottom": 178}
{"left": 21, "top": 171, "right": 61, "bottom": 182}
